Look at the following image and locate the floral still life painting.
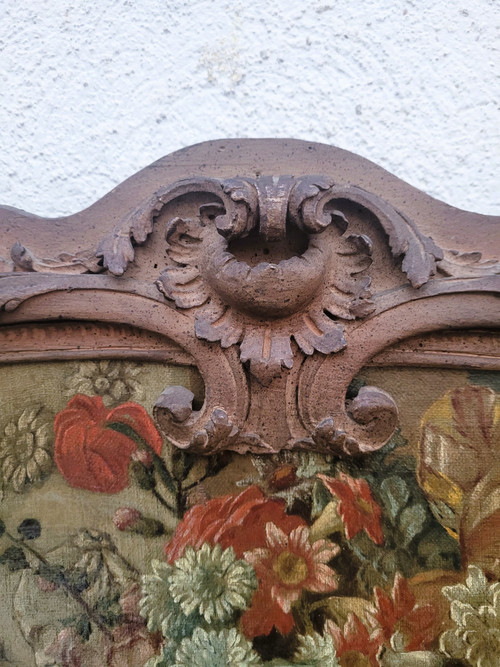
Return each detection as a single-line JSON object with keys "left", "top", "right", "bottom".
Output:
{"left": 0, "top": 361, "right": 499, "bottom": 666}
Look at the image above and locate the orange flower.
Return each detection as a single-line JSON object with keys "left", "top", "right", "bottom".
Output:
{"left": 245, "top": 523, "right": 339, "bottom": 612}
{"left": 54, "top": 395, "right": 163, "bottom": 493}
{"left": 371, "top": 573, "right": 437, "bottom": 652}
{"left": 242, "top": 523, "right": 339, "bottom": 637}
{"left": 240, "top": 587, "right": 296, "bottom": 638}
{"left": 326, "top": 613, "right": 381, "bottom": 666}
{"left": 318, "top": 472, "right": 384, "bottom": 544}
{"left": 164, "top": 485, "right": 306, "bottom": 563}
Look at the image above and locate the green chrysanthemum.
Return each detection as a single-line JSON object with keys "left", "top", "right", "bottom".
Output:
{"left": 440, "top": 565, "right": 500, "bottom": 666}
{"left": 169, "top": 543, "right": 257, "bottom": 624}
{"left": 140, "top": 559, "right": 201, "bottom": 642}
{"left": 174, "top": 627, "right": 262, "bottom": 667}
{"left": 65, "top": 360, "right": 144, "bottom": 407}
{"left": 140, "top": 559, "right": 174, "bottom": 632}
{"left": 144, "top": 644, "right": 177, "bottom": 667}
{"left": 293, "top": 632, "right": 339, "bottom": 666}
{"left": 442, "top": 565, "right": 500, "bottom": 617}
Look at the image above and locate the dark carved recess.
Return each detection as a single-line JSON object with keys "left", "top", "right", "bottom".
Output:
{"left": 0, "top": 139, "right": 499, "bottom": 456}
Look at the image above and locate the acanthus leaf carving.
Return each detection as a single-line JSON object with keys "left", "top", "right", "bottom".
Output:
{"left": 153, "top": 382, "right": 399, "bottom": 456}
{"left": 189, "top": 409, "right": 272, "bottom": 455}
{"left": 10, "top": 242, "right": 103, "bottom": 274}
{"left": 153, "top": 386, "right": 273, "bottom": 455}
{"left": 437, "top": 248, "right": 500, "bottom": 278}
{"left": 216, "top": 178, "right": 259, "bottom": 239}
{"left": 289, "top": 181, "right": 444, "bottom": 288}
{"left": 96, "top": 178, "right": 259, "bottom": 276}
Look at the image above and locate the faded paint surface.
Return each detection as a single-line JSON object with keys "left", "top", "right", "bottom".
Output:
{"left": 1, "top": 0, "right": 499, "bottom": 216}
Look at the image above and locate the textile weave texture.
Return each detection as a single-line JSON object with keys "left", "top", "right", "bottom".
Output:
{"left": 0, "top": 360, "right": 498, "bottom": 666}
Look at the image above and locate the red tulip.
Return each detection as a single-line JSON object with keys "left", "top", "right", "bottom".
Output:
{"left": 54, "top": 395, "right": 162, "bottom": 493}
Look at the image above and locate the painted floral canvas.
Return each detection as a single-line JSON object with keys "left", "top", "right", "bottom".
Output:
{"left": 0, "top": 360, "right": 499, "bottom": 666}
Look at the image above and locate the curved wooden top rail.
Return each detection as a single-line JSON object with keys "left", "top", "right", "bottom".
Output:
{"left": 1, "top": 139, "right": 499, "bottom": 457}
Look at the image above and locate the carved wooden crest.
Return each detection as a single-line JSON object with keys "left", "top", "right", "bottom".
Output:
{"left": 1, "top": 139, "right": 499, "bottom": 458}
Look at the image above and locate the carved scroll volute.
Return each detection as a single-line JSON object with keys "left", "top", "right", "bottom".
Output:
{"left": 295, "top": 382, "right": 400, "bottom": 457}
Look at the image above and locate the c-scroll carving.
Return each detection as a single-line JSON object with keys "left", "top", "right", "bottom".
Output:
{"left": 153, "top": 381, "right": 399, "bottom": 457}
{"left": 293, "top": 386, "right": 399, "bottom": 456}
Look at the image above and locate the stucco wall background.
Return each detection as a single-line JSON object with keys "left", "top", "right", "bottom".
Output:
{"left": 1, "top": 0, "right": 499, "bottom": 218}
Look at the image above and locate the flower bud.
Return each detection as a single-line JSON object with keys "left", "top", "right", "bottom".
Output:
{"left": 131, "top": 449, "right": 153, "bottom": 468}
{"left": 113, "top": 507, "right": 165, "bottom": 537}
{"left": 113, "top": 507, "right": 141, "bottom": 531}
{"left": 17, "top": 518, "right": 41, "bottom": 540}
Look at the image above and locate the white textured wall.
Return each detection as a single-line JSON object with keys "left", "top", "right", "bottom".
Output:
{"left": 1, "top": 0, "right": 499, "bottom": 217}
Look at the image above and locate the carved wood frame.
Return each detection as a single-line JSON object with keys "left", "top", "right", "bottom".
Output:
{"left": 1, "top": 139, "right": 499, "bottom": 461}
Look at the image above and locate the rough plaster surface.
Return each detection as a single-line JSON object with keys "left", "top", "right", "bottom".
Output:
{"left": 1, "top": 0, "right": 499, "bottom": 217}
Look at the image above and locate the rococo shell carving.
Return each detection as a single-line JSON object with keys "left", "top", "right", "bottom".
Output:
{"left": 151, "top": 175, "right": 441, "bottom": 384}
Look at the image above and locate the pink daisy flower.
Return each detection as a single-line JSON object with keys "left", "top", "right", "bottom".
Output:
{"left": 244, "top": 522, "right": 339, "bottom": 614}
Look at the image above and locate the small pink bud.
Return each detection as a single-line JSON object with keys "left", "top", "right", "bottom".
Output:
{"left": 113, "top": 507, "right": 165, "bottom": 537}
{"left": 113, "top": 507, "right": 142, "bottom": 531}
{"left": 131, "top": 449, "right": 153, "bottom": 467}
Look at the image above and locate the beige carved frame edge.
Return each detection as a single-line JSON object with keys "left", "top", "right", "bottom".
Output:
{"left": 1, "top": 139, "right": 499, "bottom": 461}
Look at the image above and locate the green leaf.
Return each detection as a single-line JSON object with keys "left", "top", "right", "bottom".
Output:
{"left": 106, "top": 420, "right": 142, "bottom": 443}
{"left": 107, "top": 421, "right": 176, "bottom": 493}
{"left": 171, "top": 449, "right": 196, "bottom": 481}
{"left": 311, "top": 479, "right": 333, "bottom": 519}
{"left": 95, "top": 595, "right": 123, "bottom": 626}
{"left": 0, "top": 545, "right": 29, "bottom": 571}
{"left": 380, "top": 476, "right": 410, "bottom": 520}
{"left": 129, "top": 461, "right": 156, "bottom": 490}
{"left": 65, "top": 568, "right": 90, "bottom": 593}
{"left": 468, "top": 370, "right": 500, "bottom": 393}
{"left": 399, "top": 504, "right": 428, "bottom": 545}
{"left": 75, "top": 615, "right": 92, "bottom": 642}
{"left": 37, "top": 563, "right": 66, "bottom": 587}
